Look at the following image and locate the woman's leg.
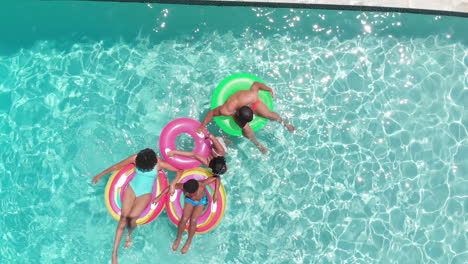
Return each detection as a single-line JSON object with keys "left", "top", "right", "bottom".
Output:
{"left": 173, "top": 202, "right": 194, "bottom": 251}
{"left": 112, "top": 186, "right": 136, "bottom": 264}
{"left": 124, "top": 193, "right": 152, "bottom": 248}
{"left": 181, "top": 204, "right": 205, "bottom": 254}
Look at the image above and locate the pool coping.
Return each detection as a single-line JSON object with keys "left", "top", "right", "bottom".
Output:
{"left": 60, "top": 0, "right": 468, "bottom": 18}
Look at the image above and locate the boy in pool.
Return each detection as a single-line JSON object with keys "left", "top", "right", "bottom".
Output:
{"left": 197, "top": 81, "right": 294, "bottom": 154}
{"left": 168, "top": 132, "right": 228, "bottom": 177}
{"left": 153, "top": 177, "right": 220, "bottom": 254}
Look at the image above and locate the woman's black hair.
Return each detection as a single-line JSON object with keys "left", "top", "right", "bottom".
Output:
{"left": 183, "top": 179, "right": 199, "bottom": 194}
{"left": 135, "top": 148, "right": 157, "bottom": 171}
{"left": 209, "top": 156, "right": 227, "bottom": 175}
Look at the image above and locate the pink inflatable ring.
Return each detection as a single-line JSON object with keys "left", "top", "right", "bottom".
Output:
{"left": 159, "top": 118, "right": 211, "bottom": 170}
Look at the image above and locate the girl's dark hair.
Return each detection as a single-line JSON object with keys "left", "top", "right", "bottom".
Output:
{"left": 135, "top": 148, "right": 157, "bottom": 171}
{"left": 183, "top": 179, "right": 199, "bottom": 194}
{"left": 209, "top": 156, "right": 227, "bottom": 175}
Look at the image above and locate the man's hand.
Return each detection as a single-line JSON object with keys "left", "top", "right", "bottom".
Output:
{"left": 196, "top": 126, "right": 205, "bottom": 134}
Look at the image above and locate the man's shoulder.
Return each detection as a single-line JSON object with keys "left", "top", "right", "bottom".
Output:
{"left": 219, "top": 105, "right": 235, "bottom": 116}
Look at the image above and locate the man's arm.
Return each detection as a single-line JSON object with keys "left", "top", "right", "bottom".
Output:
{"left": 197, "top": 107, "right": 223, "bottom": 133}
{"left": 250, "top": 82, "right": 274, "bottom": 98}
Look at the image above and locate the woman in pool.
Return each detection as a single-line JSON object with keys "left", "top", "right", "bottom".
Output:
{"left": 153, "top": 177, "right": 220, "bottom": 254}
{"left": 168, "top": 133, "right": 228, "bottom": 179}
{"left": 92, "top": 148, "right": 181, "bottom": 264}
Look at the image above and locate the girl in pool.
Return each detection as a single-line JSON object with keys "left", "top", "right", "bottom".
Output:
{"left": 92, "top": 148, "right": 182, "bottom": 264}
{"left": 168, "top": 133, "right": 228, "bottom": 180}
{"left": 153, "top": 177, "right": 220, "bottom": 254}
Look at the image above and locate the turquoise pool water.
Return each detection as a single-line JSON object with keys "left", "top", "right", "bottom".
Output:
{"left": 0, "top": 1, "right": 467, "bottom": 263}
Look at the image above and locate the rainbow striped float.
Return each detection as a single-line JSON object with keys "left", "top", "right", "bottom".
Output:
{"left": 104, "top": 163, "right": 168, "bottom": 225}
{"left": 166, "top": 168, "right": 227, "bottom": 234}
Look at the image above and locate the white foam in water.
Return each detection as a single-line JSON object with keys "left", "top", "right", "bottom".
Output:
{"left": 0, "top": 8, "right": 467, "bottom": 264}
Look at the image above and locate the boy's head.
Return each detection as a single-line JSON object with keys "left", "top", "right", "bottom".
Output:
{"left": 135, "top": 148, "right": 157, "bottom": 171}
{"left": 235, "top": 106, "right": 253, "bottom": 128}
{"left": 209, "top": 156, "right": 227, "bottom": 175}
{"left": 184, "top": 179, "right": 198, "bottom": 193}
{"left": 183, "top": 179, "right": 199, "bottom": 194}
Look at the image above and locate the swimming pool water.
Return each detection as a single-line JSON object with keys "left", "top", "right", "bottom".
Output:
{"left": 0, "top": 1, "right": 467, "bottom": 264}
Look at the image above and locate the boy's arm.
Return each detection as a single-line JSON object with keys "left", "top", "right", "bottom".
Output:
{"left": 92, "top": 154, "right": 136, "bottom": 184}
{"left": 168, "top": 150, "right": 209, "bottom": 167}
{"left": 209, "top": 134, "right": 226, "bottom": 156}
{"left": 250, "top": 81, "right": 274, "bottom": 98}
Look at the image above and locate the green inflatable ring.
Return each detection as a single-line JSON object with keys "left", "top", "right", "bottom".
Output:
{"left": 211, "top": 73, "right": 274, "bottom": 136}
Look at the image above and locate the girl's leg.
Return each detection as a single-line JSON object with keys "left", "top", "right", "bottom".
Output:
{"left": 173, "top": 202, "right": 194, "bottom": 251}
{"left": 181, "top": 204, "right": 205, "bottom": 254}
{"left": 124, "top": 193, "right": 152, "bottom": 248}
{"left": 112, "top": 186, "right": 136, "bottom": 264}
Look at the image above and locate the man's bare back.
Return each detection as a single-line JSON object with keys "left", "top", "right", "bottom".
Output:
{"left": 219, "top": 90, "right": 259, "bottom": 116}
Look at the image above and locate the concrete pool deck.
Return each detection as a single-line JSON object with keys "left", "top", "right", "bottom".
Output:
{"left": 202, "top": 0, "right": 468, "bottom": 14}
{"left": 124, "top": 0, "right": 467, "bottom": 16}
{"left": 52, "top": 0, "right": 468, "bottom": 16}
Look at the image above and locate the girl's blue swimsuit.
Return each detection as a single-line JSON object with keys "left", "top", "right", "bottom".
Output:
{"left": 185, "top": 195, "right": 208, "bottom": 206}
{"left": 129, "top": 167, "right": 157, "bottom": 197}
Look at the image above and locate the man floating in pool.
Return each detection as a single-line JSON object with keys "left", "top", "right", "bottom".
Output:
{"left": 153, "top": 177, "right": 220, "bottom": 254}
{"left": 197, "top": 81, "right": 295, "bottom": 154}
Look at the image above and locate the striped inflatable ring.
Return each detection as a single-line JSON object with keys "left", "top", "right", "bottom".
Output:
{"left": 166, "top": 168, "right": 227, "bottom": 234}
{"left": 104, "top": 163, "right": 168, "bottom": 225}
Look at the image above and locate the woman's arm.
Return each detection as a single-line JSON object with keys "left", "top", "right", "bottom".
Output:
{"left": 152, "top": 186, "right": 169, "bottom": 205}
{"left": 92, "top": 154, "right": 136, "bottom": 184}
{"left": 159, "top": 158, "right": 184, "bottom": 194}
{"left": 152, "top": 183, "right": 183, "bottom": 205}
{"left": 201, "top": 176, "right": 221, "bottom": 202}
